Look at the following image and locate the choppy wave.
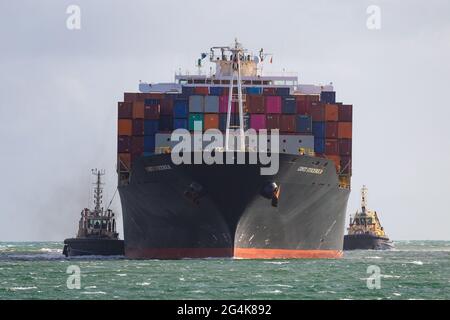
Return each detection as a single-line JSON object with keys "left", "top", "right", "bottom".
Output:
{"left": 0, "top": 241, "right": 449, "bottom": 300}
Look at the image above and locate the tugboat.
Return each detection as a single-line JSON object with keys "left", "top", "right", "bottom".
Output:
{"left": 343, "top": 186, "right": 393, "bottom": 250}
{"left": 63, "top": 169, "right": 124, "bottom": 257}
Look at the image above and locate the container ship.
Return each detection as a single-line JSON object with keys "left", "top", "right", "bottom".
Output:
{"left": 343, "top": 186, "right": 393, "bottom": 250}
{"left": 116, "top": 40, "right": 353, "bottom": 259}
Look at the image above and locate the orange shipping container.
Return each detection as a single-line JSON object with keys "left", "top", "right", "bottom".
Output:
{"left": 132, "top": 101, "right": 144, "bottom": 119}
{"left": 118, "top": 119, "right": 132, "bottom": 136}
{"left": 338, "top": 122, "right": 352, "bottom": 139}
{"left": 118, "top": 153, "right": 131, "bottom": 170}
{"left": 327, "top": 155, "right": 341, "bottom": 172}
{"left": 204, "top": 114, "right": 219, "bottom": 130}
{"left": 324, "top": 104, "right": 338, "bottom": 121}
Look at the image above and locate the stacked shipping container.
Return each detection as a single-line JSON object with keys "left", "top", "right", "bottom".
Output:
{"left": 118, "top": 87, "right": 352, "bottom": 177}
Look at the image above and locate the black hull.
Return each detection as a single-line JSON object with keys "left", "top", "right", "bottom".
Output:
{"left": 119, "top": 152, "right": 350, "bottom": 259}
{"left": 63, "top": 238, "right": 124, "bottom": 257}
{"left": 343, "top": 234, "right": 393, "bottom": 250}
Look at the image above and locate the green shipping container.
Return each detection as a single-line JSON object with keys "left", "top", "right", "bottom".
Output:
{"left": 189, "top": 113, "right": 204, "bottom": 131}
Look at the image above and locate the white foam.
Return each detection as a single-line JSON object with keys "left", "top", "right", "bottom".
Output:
{"left": 81, "top": 291, "right": 107, "bottom": 295}
{"left": 136, "top": 282, "right": 151, "bottom": 286}
{"left": 263, "top": 261, "right": 289, "bottom": 265}
{"left": 9, "top": 286, "right": 37, "bottom": 291}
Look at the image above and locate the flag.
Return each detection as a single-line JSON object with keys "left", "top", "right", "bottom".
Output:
{"left": 270, "top": 56, "right": 273, "bottom": 64}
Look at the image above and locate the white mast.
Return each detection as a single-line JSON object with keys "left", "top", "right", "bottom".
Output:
{"left": 92, "top": 168, "right": 105, "bottom": 215}
{"left": 225, "top": 38, "right": 245, "bottom": 151}
{"left": 361, "top": 185, "right": 368, "bottom": 214}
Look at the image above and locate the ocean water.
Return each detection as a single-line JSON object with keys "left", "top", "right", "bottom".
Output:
{"left": 0, "top": 241, "right": 448, "bottom": 300}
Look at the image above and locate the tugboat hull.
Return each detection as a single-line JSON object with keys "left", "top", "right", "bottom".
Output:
{"left": 63, "top": 238, "right": 124, "bottom": 257}
{"left": 343, "top": 234, "right": 393, "bottom": 250}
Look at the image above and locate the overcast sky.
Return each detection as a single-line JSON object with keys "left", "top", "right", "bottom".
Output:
{"left": 0, "top": 0, "right": 449, "bottom": 241}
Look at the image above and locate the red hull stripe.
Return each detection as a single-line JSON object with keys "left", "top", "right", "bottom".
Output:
{"left": 234, "top": 248, "right": 343, "bottom": 259}
{"left": 126, "top": 247, "right": 342, "bottom": 259}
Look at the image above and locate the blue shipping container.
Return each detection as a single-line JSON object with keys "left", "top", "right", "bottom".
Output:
{"left": 182, "top": 86, "right": 194, "bottom": 96}
{"left": 173, "top": 99, "right": 188, "bottom": 118}
{"left": 173, "top": 118, "right": 188, "bottom": 130}
{"left": 144, "top": 135, "right": 155, "bottom": 152}
{"left": 320, "top": 91, "right": 336, "bottom": 104}
{"left": 314, "top": 138, "right": 325, "bottom": 154}
{"left": 276, "top": 87, "right": 290, "bottom": 96}
{"left": 246, "top": 87, "right": 262, "bottom": 95}
{"left": 296, "top": 115, "right": 312, "bottom": 133}
{"left": 312, "top": 121, "right": 326, "bottom": 138}
{"left": 159, "top": 115, "right": 173, "bottom": 131}
{"left": 144, "top": 120, "right": 159, "bottom": 135}
{"left": 209, "top": 87, "right": 224, "bottom": 95}
{"left": 144, "top": 98, "right": 160, "bottom": 106}
{"left": 282, "top": 97, "right": 296, "bottom": 114}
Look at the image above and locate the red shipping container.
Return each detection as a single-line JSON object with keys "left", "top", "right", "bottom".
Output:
{"left": 310, "top": 102, "right": 325, "bottom": 121}
{"left": 132, "top": 101, "right": 144, "bottom": 119}
{"left": 324, "top": 104, "right": 339, "bottom": 121}
{"left": 194, "top": 87, "right": 209, "bottom": 95}
{"left": 325, "top": 139, "right": 339, "bottom": 155}
{"left": 339, "top": 139, "right": 352, "bottom": 156}
{"left": 338, "top": 104, "right": 353, "bottom": 122}
{"left": 338, "top": 122, "right": 352, "bottom": 139}
{"left": 265, "top": 96, "right": 281, "bottom": 113}
{"left": 136, "top": 93, "right": 164, "bottom": 102}
{"left": 132, "top": 119, "right": 144, "bottom": 136}
{"left": 124, "top": 93, "right": 138, "bottom": 103}
{"left": 118, "top": 102, "right": 132, "bottom": 119}
{"left": 160, "top": 97, "right": 173, "bottom": 115}
{"left": 247, "top": 95, "right": 265, "bottom": 113}
{"left": 340, "top": 156, "right": 352, "bottom": 174}
{"left": 131, "top": 136, "right": 144, "bottom": 154}
{"left": 280, "top": 115, "right": 296, "bottom": 132}
{"left": 219, "top": 96, "right": 236, "bottom": 113}
{"left": 325, "top": 122, "right": 338, "bottom": 138}
{"left": 118, "top": 136, "right": 131, "bottom": 153}
{"left": 296, "top": 100, "right": 311, "bottom": 115}
{"left": 250, "top": 114, "right": 266, "bottom": 130}
{"left": 144, "top": 105, "right": 160, "bottom": 120}
{"left": 306, "top": 95, "right": 320, "bottom": 103}
{"left": 296, "top": 95, "right": 307, "bottom": 102}
{"left": 263, "top": 87, "right": 277, "bottom": 95}
{"left": 266, "top": 114, "right": 280, "bottom": 129}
